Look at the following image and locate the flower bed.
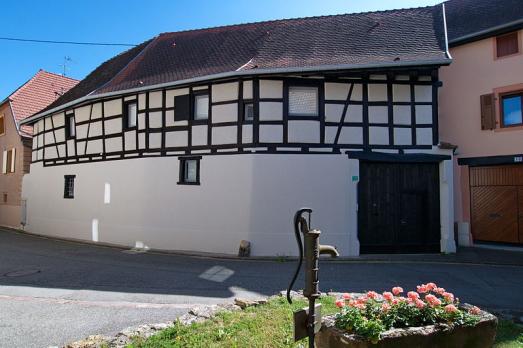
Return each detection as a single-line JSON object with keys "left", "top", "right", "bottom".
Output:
{"left": 315, "top": 283, "right": 498, "bottom": 348}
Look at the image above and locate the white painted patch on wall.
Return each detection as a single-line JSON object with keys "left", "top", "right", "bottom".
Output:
{"left": 92, "top": 219, "right": 99, "bottom": 242}
{"left": 104, "top": 183, "right": 111, "bottom": 204}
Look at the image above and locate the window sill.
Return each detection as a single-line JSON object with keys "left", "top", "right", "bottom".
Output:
{"left": 494, "top": 125, "right": 523, "bottom": 132}
{"left": 177, "top": 181, "right": 200, "bottom": 186}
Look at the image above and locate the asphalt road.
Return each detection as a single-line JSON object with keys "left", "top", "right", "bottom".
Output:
{"left": 0, "top": 229, "right": 522, "bottom": 347}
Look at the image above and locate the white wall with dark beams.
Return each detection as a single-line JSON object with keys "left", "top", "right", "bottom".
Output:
{"left": 22, "top": 68, "right": 455, "bottom": 256}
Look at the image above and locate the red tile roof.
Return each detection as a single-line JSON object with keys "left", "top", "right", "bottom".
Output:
{"left": 7, "top": 70, "right": 78, "bottom": 136}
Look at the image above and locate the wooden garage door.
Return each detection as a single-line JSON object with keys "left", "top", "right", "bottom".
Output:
{"left": 470, "top": 165, "right": 523, "bottom": 244}
{"left": 358, "top": 162, "right": 441, "bottom": 254}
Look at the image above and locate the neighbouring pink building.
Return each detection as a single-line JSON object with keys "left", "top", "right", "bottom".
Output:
{"left": 0, "top": 70, "right": 78, "bottom": 228}
{"left": 440, "top": 0, "right": 523, "bottom": 247}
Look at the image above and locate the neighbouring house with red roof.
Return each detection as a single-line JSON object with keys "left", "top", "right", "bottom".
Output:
{"left": 0, "top": 70, "right": 78, "bottom": 228}
{"left": 20, "top": 5, "right": 457, "bottom": 256}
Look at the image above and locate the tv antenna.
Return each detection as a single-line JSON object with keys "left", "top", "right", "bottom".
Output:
{"left": 59, "top": 56, "right": 72, "bottom": 76}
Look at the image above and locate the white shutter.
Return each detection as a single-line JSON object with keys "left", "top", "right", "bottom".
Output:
{"left": 2, "top": 150, "right": 6, "bottom": 174}
{"left": 10, "top": 148, "right": 15, "bottom": 173}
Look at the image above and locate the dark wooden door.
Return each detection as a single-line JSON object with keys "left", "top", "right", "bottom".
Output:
{"left": 358, "top": 162, "right": 441, "bottom": 254}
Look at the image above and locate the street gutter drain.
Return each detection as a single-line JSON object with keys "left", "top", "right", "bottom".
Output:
{"left": 4, "top": 269, "right": 41, "bottom": 277}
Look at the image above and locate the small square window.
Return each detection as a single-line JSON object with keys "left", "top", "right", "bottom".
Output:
{"left": 125, "top": 102, "right": 137, "bottom": 129}
{"left": 496, "top": 32, "right": 519, "bottom": 58}
{"left": 64, "top": 175, "right": 76, "bottom": 199}
{"left": 194, "top": 93, "right": 209, "bottom": 120}
{"left": 502, "top": 93, "right": 523, "bottom": 127}
{"left": 66, "top": 114, "right": 76, "bottom": 139}
{"left": 288, "top": 86, "right": 319, "bottom": 117}
{"left": 178, "top": 157, "right": 200, "bottom": 185}
{"left": 244, "top": 103, "right": 254, "bottom": 121}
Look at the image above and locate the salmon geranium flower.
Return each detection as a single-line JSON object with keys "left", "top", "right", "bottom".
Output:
{"left": 367, "top": 291, "right": 379, "bottom": 300}
{"left": 381, "top": 303, "right": 391, "bottom": 312}
{"left": 415, "top": 299, "right": 426, "bottom": 309}
{"left": 444, "top": 304, "right": 458, "bottom": 313}
{"left": 382, "top": 291, "right": 394, "bottom": 302}
{"left": 342, "top": 293, "right": 352, "bottom": 300}
{"left": 407, "top": 291, "right": 420, "bottom": 300}
{"left": 425, "top": 294, "right": 442, "bottom": 307}
{"left": 443, "top": 292, "right": 454, "bottom": 303}
{"left": 335, "top": 299, "right": 345, "bottom": 308}
{"left": 426, "top": 282, "right": 437, "bottom": 291}
{"left": 392, "top": 286, "right": 404, "bottom": 295}
{"left": 417, "top": 284, "right": 429, "bottom": 293}
{"left": 469, "top": 306, "right": 481, "bottom": 315}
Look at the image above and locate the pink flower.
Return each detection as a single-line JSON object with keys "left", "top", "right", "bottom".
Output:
{"left": 354, "top": 303, "right": 365, "bottom": 310}
{"left": 367, "top": 291, "right": 379, "bottom": 300}
{"left": 426, "top": 282, "right": 437, "bottom": 291}
{"left": 335, "top": 300, "right": 345, "bottom": 308}
{"left": 342, "top": 293, "right": 352, "bottom": 300}
{"left": 407, "top": 291, "right": 420, "bottom": 300}
{"left": 382, "top": 292, "right": 394, "bottom": 302}
{"left": 415, "top": 299, "right": 426, "bottom": 309}
{"left": 417, "top": 284, "right": 429, "bottom": 293}
{"left": 356, "top": 296, "right": 368, "bottom": 305}
{"left": 442, "top": 292, "right": 454, "bottom": 303}
{"left": 392, "top": 287, "right": 404, "bottom": 295}
{"left": 425, "top": 294, "right": 442, "bottom": 307}
{"left": 468, "top": 306, "right": 481, "bottom": 315}
{"left": 444, "top": 304, "right": 458, "bottom": 313}
{"left": 391, "top": 298, "right": 399, "bottom": 305}
{"left": 381, "top": 303, "right": 391, "bottom": 312}
{"left": 434, "top": 287, "right": 446, "bottom": 295}
{"left": 348, "top": 300, "right": 356, "bottom": 307}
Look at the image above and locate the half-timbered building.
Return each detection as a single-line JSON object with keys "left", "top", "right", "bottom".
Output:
{"left": 20, "top": 5, "right": 457, "bottom": 256}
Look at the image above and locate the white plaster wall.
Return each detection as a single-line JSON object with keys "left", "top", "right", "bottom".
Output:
{"left": 22, "top": 154, "right": 355, "bottom": 256}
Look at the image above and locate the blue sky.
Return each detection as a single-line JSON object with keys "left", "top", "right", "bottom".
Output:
{"left": 1, "top": 0, "right": 440, "bottom": 98}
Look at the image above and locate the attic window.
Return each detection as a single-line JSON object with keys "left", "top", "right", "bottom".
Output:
{"left": 288, "top": 86, "right": 319, "bottom": 117}
{"left": 496, "top": 32, "right": 519, "bottom": 58}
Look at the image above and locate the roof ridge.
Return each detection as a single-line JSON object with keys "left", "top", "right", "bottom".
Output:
{"left": 157, "top": 4, "right": 438, "bottom": 37}
{"left": 90, "top": 37, "right": 157, "bottom": 96}
{"left": 37, "top": 69, "right": 80, "bottom": 82}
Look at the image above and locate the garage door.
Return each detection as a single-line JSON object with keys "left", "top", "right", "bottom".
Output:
{"left": 470, "top": 165, "right": 523, "bottom": 244}
{"left": 358, "top": 162, "right": 441, "bottom": 254}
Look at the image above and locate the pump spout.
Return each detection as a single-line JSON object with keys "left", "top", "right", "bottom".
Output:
{"left": 319, "top": 244, "right": 339, "bottom": 257}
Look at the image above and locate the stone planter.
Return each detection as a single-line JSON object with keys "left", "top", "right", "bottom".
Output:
{"left": 315, "top": 307, "right": 497, "bottom": 348}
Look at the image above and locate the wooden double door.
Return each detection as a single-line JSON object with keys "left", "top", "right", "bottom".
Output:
{"left": 358, "top": 162, "right": 441, "bottom": 254}
{"left": 470, "top": 165, "right": 523, "bottom": 244}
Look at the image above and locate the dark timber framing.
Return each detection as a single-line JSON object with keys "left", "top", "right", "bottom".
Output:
{"left": 28, "top": 67, "right": 443, "bottom": 167}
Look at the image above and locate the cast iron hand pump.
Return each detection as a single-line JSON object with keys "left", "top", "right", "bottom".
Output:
{"left": 286, "top": 208, "right": 339, "bottom": 348}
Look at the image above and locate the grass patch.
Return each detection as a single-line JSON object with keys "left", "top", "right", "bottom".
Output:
{"left": 129, "top": 297, "right": 522, "bottom": 348}
{"left": 494, "top": 320, "right": 523, "bottom": 348}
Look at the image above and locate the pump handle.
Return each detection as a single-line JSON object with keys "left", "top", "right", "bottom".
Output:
{"left": 286, "top": 208, "right": 312, "bottom": 304}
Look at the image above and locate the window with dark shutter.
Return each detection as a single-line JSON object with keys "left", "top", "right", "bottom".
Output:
{"left": 174, "top": 95, "right": 190, "bottom": 121}
{"left": 480, "top": 94, "right": 496, "bottom": 130}
{"left": 501, "top": 92, "right": 523, "bottom": 127}
{"left": 496, "top": 32, "right": 519, "bottom": 58}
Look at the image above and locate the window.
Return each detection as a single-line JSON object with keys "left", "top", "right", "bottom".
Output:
{"left": 244, "top": 102, "right": 254, "bottom": 121}
{"left": 501, "top": 92, "right": 523, "bottom": 127}
{"left": 496, "top": 32, "right": 519, "bottom": 58}
{"left": 288, "top": 86, "right": 319, "bottom": 116}
{"left": 66, "top": 114, "right": 76, "bottom": 139}
{"left": 0, "top": 114, "right": 5, "bottom": 136}
{"left": 2, "top": 148, "right": 15, "bottom": 174}
{"left": 178, "top": 157, "right": 201, "bottom": 185}
{"left": 193, "top": 92, "right": 209, "bottom": 120}
{"left": 124, "top": 102, "right": 137, "bottom": 129}
{"left": 64, "top": 175, "right": 76, "bottom": 199}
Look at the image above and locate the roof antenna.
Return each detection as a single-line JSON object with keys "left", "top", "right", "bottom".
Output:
{"left": 59, "top": 56, "right": 72, "bottom": 76}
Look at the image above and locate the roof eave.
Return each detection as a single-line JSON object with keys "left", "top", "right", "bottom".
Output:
{"left": 21, "top": 58, "right": 451, "bottom": 125}
{"left": 449, "top": 18, "right": 523, "bottom": 47}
